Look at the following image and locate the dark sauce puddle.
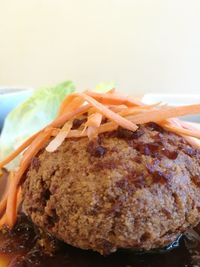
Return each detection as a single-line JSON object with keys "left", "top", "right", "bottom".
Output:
{"left": 0, "top": 214, "right": 200, "bottom": 267}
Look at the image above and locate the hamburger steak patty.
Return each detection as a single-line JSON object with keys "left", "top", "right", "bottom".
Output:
{"left": 22, "top": 123, "right": 200, "bottom": 255}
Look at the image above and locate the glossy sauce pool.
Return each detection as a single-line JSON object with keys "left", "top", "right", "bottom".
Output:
{"left": 0, "top": 213, "right": 200, "bottom": 267}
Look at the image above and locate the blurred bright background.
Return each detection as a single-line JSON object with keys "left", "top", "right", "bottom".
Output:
{"left": 0, "top": 0, "right": 200, "bottom": 94}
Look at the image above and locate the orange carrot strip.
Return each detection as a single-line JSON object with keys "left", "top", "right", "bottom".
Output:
{"left": 166, "top": 118, "right": 200, "bottom": 136}
{"left": 98, "top": 122, "right": 118, "bottom": 133}
{"left": 6, "top": 129, "right": 53, "bottom": 228}
{"left": 51, "top": 123, "right": 118, "bottom": 138}
{"left": 52, "top": 122, "right": 118, "bottom": 139}
{"left": 164, "top": 119, "right": 200, "bottom": 150}
{"left": 16, "top": 186, "right": 22, "bottom": 211}
{"left": 69, "top": 121, "right": 118, "bottom": 136}
{"left": 0, "top": 196, "right": 7, "bottom": 218}
{"left": 4, "top": 186, "right": 22, "bottom": 229}
{"left": 84, "top": 113, "right": 103, "bottom": 139}
{"left": 109, "top": 103, "right": 161, "bottom": 113}
{"left": 0, "top": 131, "right": 41, "bottom": 168}
{"left": 0, "top": 213, "right": 7, "bottom": 228}
{"left": 59, "top": 96, "right": 84, "bottom": 116}
{"left": 89, "top": 105, "right": 126, "bottom": 114}
{"left": 57, "top": 94, "right": 77, "bottom": 116}
{"left": 161, "top": 123, "right": 200, "bottom": 139}
{"left": 79, "top": 93, "right": 138, "bottom": 131}
{"left": 50, "top": 104, "right": 90, "bottom": 129}
{"left": 67, "top": 130, "right": 87, "bottom": 138}
{"left": 108, "top": 105, "right": 127, "bottom": 113}
{"left": 19, "top": 129, "right": 54, "bottom": 180}
{"left": 183, "top": 136, "right": 200, "bottom": 150}
{"left": 87, "top": 126, "right": 98, "bottom": 140}
{"left": 86, "top": 113, "right": 103, "bottom": 128}
{"left": 127, "top": 104, "right": 200, "bottom": 124}
{"left": 6, "top": 175, "right": 18, "bottom": 228}
{"left": 46, "top": 120, "right": 73, "bottom": 152}
{"left": 0, "top": 171, "right": 13, "bottom": 217}
{"left": 51, "top": 129, "right": 88, "bottom": 138}
{"left": 119, "top": 107, "right": 150, "bottom": 117}
{"left": 52, "top": 121, "right": 118, "bottom": 139}
{"left": 174, "top": 120, "right": 200, "bottom": 150}
{"left": 85, "top": 91, "right": 143, "bottom": 107}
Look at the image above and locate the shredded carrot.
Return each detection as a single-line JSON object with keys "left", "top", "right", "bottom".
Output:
{"left": 109, "top": 103, "right": 161, "bottom": 113}
{"left": 51, "top": 123, "right": 119, "bottom": 138}
{"left": 67, "top": 129, "right": 87, "bottom": 138}
{"left": 0, "top": 213, "right": 7, "bottom": 228}
{"left": 0, "top": 196, "right": 7, "bottom": 217}
{"left": 0, "top": 131, "right": 41, "bottom": 168}
{"left": 19, "top": 129, "right": 54, "bottom": 180}
{"left": 119, "top": 107, "right": 151, "bottom": 117}
{"left": 0, "top": 171, "right": 12, "bottom": 216}
{"left": 108, "top": 105, "right": 127, "bottom": 113}
{"left": 79, "top": 93, "right": 138, "bottom": 131}
{"left": 84, "top": 113, "right": 103, "bottom": 139}
{"left": 183, "top": 136, "right": 200, "bottom": 150}
{"left": 98, "top": 122, "right": 118, "bottom": 133}
{"left": 85, "top": 113, "right": 102, "bottom": 128}
{"left": 6, "top": 184, "right": 22, "bottom": 228}
{"left": 89, "top": 105, "right": 126, "bottom": 114}
{"left": 86, "top": 126, "right": 97, "bottom": 140}
{"left": 127, "top": 104, "right": 200, "bottom": 124}
{"left": 5, "top": 129, "right": 53, "bottom": 227}
{"left": 167, "top": 119, "right": 200, "bottom": 150}
{"left": 50, "top": 104, "right": 90, "bottom": 129}
{"left": 46, "top": 120, "right": 73, "bottom": 152}
{"left": 57, "top": 94, "right": 77, "bottom": 116}
{"left": 16, "top": 186, "right": 22, "bottom": 211}
{"left": 58, "top": 95, "right": 84, "bottom": 116}
{"left": 6, "top": 174, "right": 18, "bottom": 228}
{"left": 85, "top": 91, "right": 143, "bottom": 107}
{"left": 161, "top": 123, "right": 200, "bottom": 139}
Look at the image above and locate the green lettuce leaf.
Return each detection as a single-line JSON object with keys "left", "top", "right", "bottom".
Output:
{"left": 94, "top": 81, "right": 115, "bottom": 93}
{"left": 0, "top": 81, "right": 75, "bottom": 169}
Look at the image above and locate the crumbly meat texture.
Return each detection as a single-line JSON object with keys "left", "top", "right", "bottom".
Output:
{"left": 22, "top": 123, "right": 200, "bottom": 255}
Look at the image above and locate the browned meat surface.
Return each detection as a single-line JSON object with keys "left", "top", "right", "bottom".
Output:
{"left": 22, "top": 123, "right": 200, "bottom": 255}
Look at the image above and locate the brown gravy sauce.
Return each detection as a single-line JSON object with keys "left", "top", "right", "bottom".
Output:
{"left": 0, "top": 213, "right": 200, "bottom": 267}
